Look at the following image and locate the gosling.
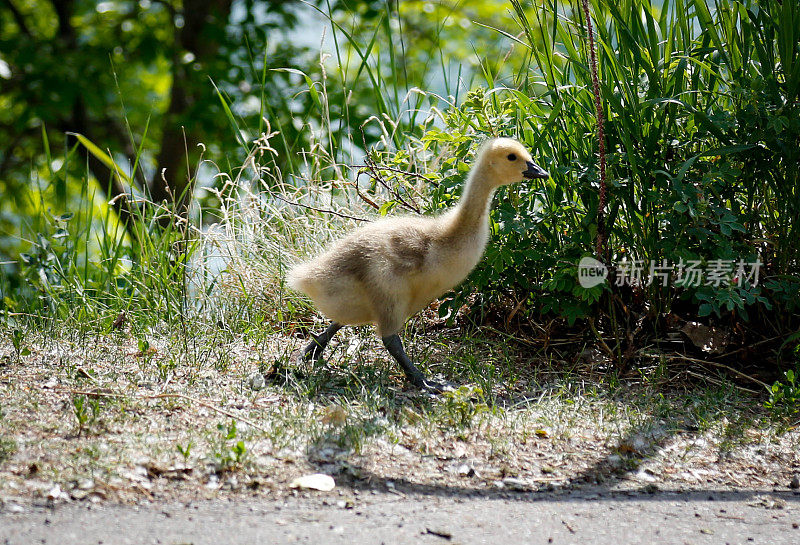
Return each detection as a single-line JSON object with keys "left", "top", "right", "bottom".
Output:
{"left": 287, "top": 138, "right": 549, "bottom": 392}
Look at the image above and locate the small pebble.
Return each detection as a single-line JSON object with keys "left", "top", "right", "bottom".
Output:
{"left": 456, "top": 464, "right": 476, "bottom": 477}
{"left": 248, "top": 372, "right": 265, "bottom": 391}
{"left": 425, "top": 527, "right": 453, "bottom": 540}
{"left": 789, "top": 475, "right": 800, "bottom": 490}
{"left": 502, "top": 477, "right": 530, "bottom": 491}
{"left": 7, "top": 503, "right": 25, "bottom": 514}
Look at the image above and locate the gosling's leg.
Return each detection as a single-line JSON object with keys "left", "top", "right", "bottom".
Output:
{"left": 382, "top": 334, "right": 454, "bottom": 393}
{"left": 301, "top": 322, "right": 342, "bottom": 362}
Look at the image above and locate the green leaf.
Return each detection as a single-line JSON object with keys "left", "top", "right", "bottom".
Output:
{"left": 67, "top": 133, "right": 131, "bottom": 184}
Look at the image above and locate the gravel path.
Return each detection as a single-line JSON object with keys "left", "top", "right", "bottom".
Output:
{"left": 3, "top": 488, "right": 799, "bottom": 544}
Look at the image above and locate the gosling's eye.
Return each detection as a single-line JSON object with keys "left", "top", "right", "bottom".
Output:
{"left": 507, "top": 153, "right": 517, "bottom": 161}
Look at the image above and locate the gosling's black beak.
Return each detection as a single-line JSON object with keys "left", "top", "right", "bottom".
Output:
{"left": 523, "top": 160, "right": 549, "bottom": 179}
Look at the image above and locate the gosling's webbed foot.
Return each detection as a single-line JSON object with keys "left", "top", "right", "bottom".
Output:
{"left": 382, "top": 334, "right": 455, "bottom": 394}
{"left": 416, "top": 377, "right": 456, "bottom": 394}
{"left": 295, "top": 342, "right": 320, "bottom": 366}
{"left": 300, "top": 339, "right": 324, "bottom": 362}
{"left": 299, "top": 322, "right": 342, "bottom": 364}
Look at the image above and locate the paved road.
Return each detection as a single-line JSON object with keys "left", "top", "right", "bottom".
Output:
{"left": 2, "top": 488, "right": 799, "bottom": 544}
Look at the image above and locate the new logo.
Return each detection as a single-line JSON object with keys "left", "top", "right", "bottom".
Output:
{"left": 578, "top": 256, "right": 608, "bottom": 288}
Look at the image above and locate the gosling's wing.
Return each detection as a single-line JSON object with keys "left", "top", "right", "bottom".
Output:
{"left": 384, "top": 227, "right": 433, "bottom": 275}
{"left": 312, "top": 218, "right": 434, "bottom": 283}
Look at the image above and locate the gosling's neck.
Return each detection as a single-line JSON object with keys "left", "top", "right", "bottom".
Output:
{"left": 445, "top": 161, "right": 497, "bottom": 237}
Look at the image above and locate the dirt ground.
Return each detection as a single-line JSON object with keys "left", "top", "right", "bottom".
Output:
{"left": 2, "top": 331, "right": 800, "bottom": 542}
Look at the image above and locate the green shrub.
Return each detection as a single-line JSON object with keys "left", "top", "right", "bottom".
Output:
{"left": 765, "top": 368, "right": 800, "bottom": 418}
{"left": 371, "top": 0, "right": 799, "bottom": 334}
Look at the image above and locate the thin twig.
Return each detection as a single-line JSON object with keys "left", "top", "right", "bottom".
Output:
{"left": 354, "top": 185, "right": 381, "bottom": 210}
{"left": 683, "top": 369, "right": 760, "bottom": 394}
{"left": 639, "top": 353, "right": 770, "bottom": 390}
{"left": 718, "top": 336, "right": 782, "bottom": 358}
{"left": 360, "top": 154, "right": 422, "bottom": 214}
{"left": 354, "top": 163, "right": 440, "bottom": 187}
{"left": 580, "top": 0, "right": 608, "bottom": 261}
{"left": 587, "top": 317, "right": 617, "bottom": 361}
{"left": 270, "top": 193, "right": 370, "bottom": 222}
{"left": 358, "top": 131, "right": 423, "bottom": 214}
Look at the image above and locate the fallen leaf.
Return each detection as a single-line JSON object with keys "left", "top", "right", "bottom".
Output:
{"left": 112, "top": 311, "right": 126, "bottom": 330}
{"left": 680, "top": 322, "right": 729, "bottom": 354}
{"left": 322, "top": 405, "right": 347, "bottom": 427}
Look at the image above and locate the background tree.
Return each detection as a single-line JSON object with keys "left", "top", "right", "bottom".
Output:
{"left": 0, "top": 1, "right": 343, "bottom": 240}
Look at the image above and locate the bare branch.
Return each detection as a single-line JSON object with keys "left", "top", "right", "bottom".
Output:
{"left": 270, "top": 193, "right": 370, "bottom": 223}
{"left": 359, "top": 153, "right": 423, "bottom": 214}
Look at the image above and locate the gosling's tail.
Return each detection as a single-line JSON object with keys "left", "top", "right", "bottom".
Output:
{"left": 286, "top": 262, "right": 310, "bottom": 293}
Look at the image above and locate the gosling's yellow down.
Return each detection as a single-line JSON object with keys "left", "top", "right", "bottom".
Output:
{"left": 287, "top": 138, "right": 549, "bottom": 391}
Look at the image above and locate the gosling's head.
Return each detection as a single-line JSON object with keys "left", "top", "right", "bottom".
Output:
{"left": 477, "top": 137, "right": 549, "bottom": 186}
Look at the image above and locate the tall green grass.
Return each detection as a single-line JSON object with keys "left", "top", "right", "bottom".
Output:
{"left": 520, "top": 0, "right": 799, "bottom": 320}
{"left": 6, "top": 128, "right": 202, "bottom": 336}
